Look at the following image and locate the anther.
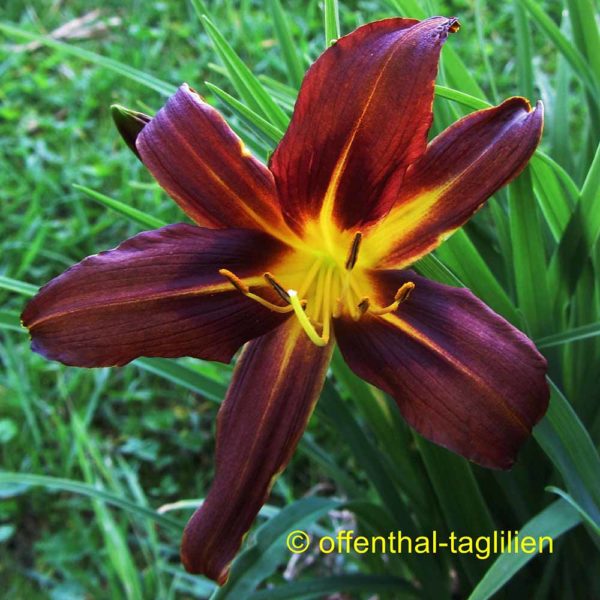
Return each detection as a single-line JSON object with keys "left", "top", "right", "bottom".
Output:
{"left": 362, "top": 281, "right": 415, "bottom": 316}
{"left": 219, "top": 268, "right": 295, "bottom": 314}
{"left": 357, "top": 297, "right": 370, "bottom": 317}
{"left": 345, "top": 232, "right": 362, "bottom": 270}
{"left": 395, "top": 281, "right": 415, "bottom": 303}
{"left": 264, "top": 272, "right": 291, "bottom": 304}
{"left": 219, "top": 268, "right": 249, "bottom": 294}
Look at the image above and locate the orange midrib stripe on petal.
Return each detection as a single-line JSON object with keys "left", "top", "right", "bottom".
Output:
{"left": 25, "top": 278, "right": 265, "bottom": 329}
{"left": 369, "top": 128, "right": 516, "bottom": 266}
{"left": 319, "top": 34, "right": 409, "bottom": 225}
{"left": 203, "top": 322, "right": 306, "bottom": 576}
{"left": 382, "top": 313, "right": 530, "bottom": 434}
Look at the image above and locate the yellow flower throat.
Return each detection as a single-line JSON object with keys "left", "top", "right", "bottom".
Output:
{"left": 220, "top": 221, "right": 414, "bottom": 347}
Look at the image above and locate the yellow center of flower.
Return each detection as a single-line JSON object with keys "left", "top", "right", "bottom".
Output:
{"left": 220, "top": 221, "right": 414, "bottom": 347}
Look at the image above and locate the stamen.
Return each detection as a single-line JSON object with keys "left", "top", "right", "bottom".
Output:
{"left": 368, "top": 281, "right": 415, "bottom": 316}
{"left": 219, "top": 268, "right": 295, "bottom": 314}
{"left": 345, "top": 232, "right": 362, "bottom": 270}
{"left": 219, "top": 268, "right": 249, "bottom": 294}
{"left": 288, "top": 289, "right": 329, "bottom": 347}
{"left": 394, "top": 281, "right": 415, "bottom": 303}
{"left": 298, "top": 256, "right": 323, "bottom": 298}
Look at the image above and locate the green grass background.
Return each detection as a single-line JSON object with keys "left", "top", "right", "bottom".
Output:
{"left": 1, "top": 0, "right": 599, "bottom": 598}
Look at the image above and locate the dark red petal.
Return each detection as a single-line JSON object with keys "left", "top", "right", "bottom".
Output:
{"left": 270, "top": 17, "right": 459, "bottom": 233}
{"left": 137, "top": 84, "right": 291, "bottom": 237}
{"left": 21, "top": 224, "right": 290, "bottom": 367}
{"left": 334, "top": 270, "right": 549, "bottom": 469}
{"left": 369, "top": 98, "right": 544, "bottom": 268}
{"left": 180, "top": 320, "right": 333, "bottom": 583}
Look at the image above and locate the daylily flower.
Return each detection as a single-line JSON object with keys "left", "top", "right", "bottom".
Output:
{"left": 22, "top": 16, "right": 549, "bottom": 583}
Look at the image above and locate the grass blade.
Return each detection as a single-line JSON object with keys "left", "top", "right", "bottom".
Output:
{"left": 248, "top": 574, "right": 417, "bottom": 600}
{"left": 516, "top": 0, "right": 599, "bottom": 104}
{"left": 0, "top": 22, "right": 176, "bottom": 96}
{"left": 0, "top": 276, "right": 37, "bottom": 297}
{"left": 323, "top": 0, "right": 341, "bottom": 46}
{"left": 0, "top": 472, "right": 181, "bottom": 531}
{"left": 74, "top": 184, "right": 167, "bottom": 230}
{"left": 213, "top": 497, "right": 342, "bottom": 599}
{"left": 205, "top": 82, "right": 284, "bottom": 143}
{"left": 200, "top": 16, "right": 289, "bottom": 130}
{"left": 467, "top": 499, "right": 580, "bottom": 600}
{"left": 268, "top": 0, "right": 304, "bottom": 88}
{"left": 536, "top": 322, "right": 600, "bottom": 349}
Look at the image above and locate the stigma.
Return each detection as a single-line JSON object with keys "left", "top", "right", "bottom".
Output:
{"left": 220, "top": 230, "right": 414, "bottom": 347}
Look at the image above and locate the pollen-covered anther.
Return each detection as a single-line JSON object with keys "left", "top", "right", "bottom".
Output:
{"left": 357, "top": 297, "right": 370, "bottom": 318}
{"left": 219, "top": 268, "right": 249, "bottom": 294}
{"left": 360, "top": 281, "right": 415, "bottom": 317}
{"left": 219, "top": 268, "right": 295, "bottom": 314}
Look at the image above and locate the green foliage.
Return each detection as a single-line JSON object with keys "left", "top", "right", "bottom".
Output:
{"left": 1, "top": 0, "right": 599, "bottom": 598}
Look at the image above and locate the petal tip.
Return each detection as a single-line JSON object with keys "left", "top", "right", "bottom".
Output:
{"left": 447, "top": 17, "right": 460, "bottom": 33}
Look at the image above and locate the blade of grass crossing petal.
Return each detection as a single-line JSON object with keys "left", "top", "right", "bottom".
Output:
{"left": 205, "top": 82, "right": 284, "bottom": 143}
{"left": 534, "top": 381, "right": 600, "bottom": 528}
{"left": 268, "top": 0, "right": 304, "bottom": 88}
{"left": 323, "top": 0, "right": 340, "bottom": 46}
{"left": 414, "top": 437, "right": 495, "bottom": 587}
{"left": 212, "top": 497, "right": 343, "bottom": 600}
{"left": 0, "top": 23, "right": 176, "bottom": 96}
{"left": 537, "top": 322, "right": 600, "bottom": 349}
{"left": 516, "top": 0, "right": 599, "bottom": 104}
{"left": 467, "top": 499, "right": 580, "bottom": 600}
{"left": 73, "top": 185, "right": 167, "bottom": 230}
{"left": 248, "top": 575, "right": 418, "bottom": 600}
{"left": 508, "top": 169, "right": 552, "bottom": 337}
{"left": 200, "top": 16, "right": 289, "bottom": 130}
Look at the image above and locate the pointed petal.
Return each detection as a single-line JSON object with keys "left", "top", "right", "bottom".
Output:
{"left": 368, "top": 98, "right": 544, "bottom": 268}
{"left": 180, "top": 320, "right": 333, "bottom": 583}
{"left": 111, "top": 104, "right": 151, "bottom": 160}
{"left": 22, "top": 225, "right": 290, "bottom": 367}
{"left": 137, "top": 84, "right": 291, "bottom": 237}
{"left": 270, "top": 17, "right": 459, "bottom": 233}
{"left": 335, "top": 270, "right": 549, "bottom": 469}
